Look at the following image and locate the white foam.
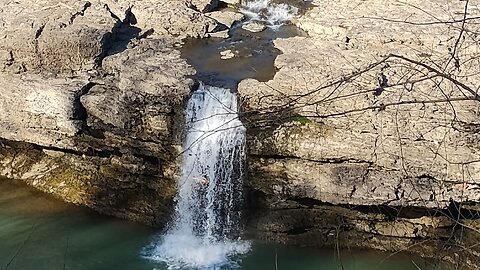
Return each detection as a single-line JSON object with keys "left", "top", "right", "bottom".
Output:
{"left": 266, "top": 3, "right": 298, "bottom": 25}
{"left": 244, "top": 0, "right": 269, "bottom": 12}
{"left": 147, "top": 231, "right": 250, "bottom": 269}
{"left": 240, "top": 0, "right": 298, "bottom": 27}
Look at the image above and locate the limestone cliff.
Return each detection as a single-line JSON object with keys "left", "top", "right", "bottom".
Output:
{"left": 0, "top": 0, "right": 479, "bottom": 266}
{"left": 239, "top": 0, "right": 480, "bottom": 267}
{"left": 0, "top": 0, "right": 223, "bottom": 226}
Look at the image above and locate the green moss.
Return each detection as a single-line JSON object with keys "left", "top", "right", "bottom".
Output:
{"left": 290, "top": 116, "right": 312, "bottom": 125}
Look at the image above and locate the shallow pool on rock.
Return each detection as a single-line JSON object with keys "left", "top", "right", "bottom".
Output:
{"left": 0, "top": 179, "right": 443, "bottom": 270}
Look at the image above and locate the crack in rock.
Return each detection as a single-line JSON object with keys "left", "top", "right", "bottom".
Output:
{"left": 69, "top": 1, "right": 92, "bottom": 25}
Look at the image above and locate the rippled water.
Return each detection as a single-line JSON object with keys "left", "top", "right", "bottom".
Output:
{"left": 0, "top": 179, "right": 444, "bottom": 270}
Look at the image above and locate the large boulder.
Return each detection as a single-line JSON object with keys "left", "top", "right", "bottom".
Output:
{"left": 81, "top": 38, "right": 195, "bottom": 159}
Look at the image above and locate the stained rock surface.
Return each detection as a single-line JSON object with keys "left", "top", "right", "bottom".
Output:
{"left": 240, "top": 0, "right": 480, "bottom": 210}
{"left": 0, "top": 0, "right": 479, "bottom": 266}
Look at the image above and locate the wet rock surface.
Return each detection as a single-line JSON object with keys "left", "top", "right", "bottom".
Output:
{"left": 248, "top": 203, "right": 480, "bottom": 269}
{"left": 0, "top": 139, "right": 176, "bottom": 226}
{"left": 242, "top": 21, "right": 267, "bottom": 32}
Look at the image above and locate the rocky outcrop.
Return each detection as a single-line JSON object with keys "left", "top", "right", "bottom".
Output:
{"left": 240, "top": 0, "right": 480, "bottom": 210}
{"left": 0, "top": 73, "right": 88, "bottom": 149}
{"left": 0, "top": 0, "right": 220, "bottom": 225}
{"left": 0, "top": 139, "right": 176, "bottom": 225}
{"left": 81, "top": 38, "right": 195, "bottom": 158}
{"left": 239, "top": 1, "right": 480, "bottom": 207}
{"left": 0, "top": 0, "right": 479, "bottom": 266}
{"left": 240, "top": 0, "right": 480, "bottom": 266}
{"left": 248, "top": 200, "right": 480, "bottom": 268}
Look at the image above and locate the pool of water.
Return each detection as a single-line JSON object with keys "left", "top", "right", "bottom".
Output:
{"left": 0, "top": 179, "right": 443, "bottom": 270}
{"left": 180, "top": 1, "right": 308, "bottom": 88}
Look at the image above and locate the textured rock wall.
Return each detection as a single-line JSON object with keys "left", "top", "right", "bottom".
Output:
{"left": 0, "top": 139, "right": 176, "bottom": 225}
{"left": 0, "top": 0, "right": 227, "bottom": 225}
{"left": 240, "top": 0, "right": 480, "bottom": 266}
{"left": 240, "top": 0, "right": 480, "bottom": 211}
{"left": 0, "top": 0, "right": 219, "bottom": 74}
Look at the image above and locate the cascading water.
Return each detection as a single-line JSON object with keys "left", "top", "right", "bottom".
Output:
{"left": 240, "top": 0, "right": 299, "bottom": 27}
{"left": 143, "top": 83, "right": 250, "bottom": 269}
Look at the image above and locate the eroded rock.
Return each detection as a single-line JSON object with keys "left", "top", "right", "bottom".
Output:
{"left": 239, "top": 0, "right": 480, "bottom": 265}
{"left": 0, "top": 73, "right": 88, "bottom": 149}
{"left": 0, "top": 0, "right": 220, "bottom": 75}
{"left": 0, "top": 0, "right": 201, "bottom": 225}
{"left": 240, "top": 0, "right": 480, "bottom": 209}
{"left": 208, "top": 10, "right": 244, "bottom": 28}
{"left": 0, "top": 139, "right": 176, "bottom": 226}
{"left": 242, "top": 21, "right": 266, "bottom": 32}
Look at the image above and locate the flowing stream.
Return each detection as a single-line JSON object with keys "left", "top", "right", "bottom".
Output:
{"left": 180, "top": 0, "right": 308, "bottom": 87}
{"left": 241, "top": 0, "right": 300, "bottom": 27}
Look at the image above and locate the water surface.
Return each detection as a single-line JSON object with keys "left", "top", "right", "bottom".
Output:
{"left": 0, "top": 179, "right": 443, "bottom": 270}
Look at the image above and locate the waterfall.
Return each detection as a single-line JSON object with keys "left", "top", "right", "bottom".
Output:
{"left": 144, "top": 83, "right": 250, "bottom": 269}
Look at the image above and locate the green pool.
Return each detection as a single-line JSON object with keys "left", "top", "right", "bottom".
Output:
{"left": 0, "top": 180, "right": 442, "bottom": 270}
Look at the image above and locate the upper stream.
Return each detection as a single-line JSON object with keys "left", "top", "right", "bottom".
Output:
{"left": 180, "top": 0, "right": 308, "bottom": 87}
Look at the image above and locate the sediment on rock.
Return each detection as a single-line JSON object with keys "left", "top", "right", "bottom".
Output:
{"left": 248, "top": 201, "right": 480, "bottom": 269}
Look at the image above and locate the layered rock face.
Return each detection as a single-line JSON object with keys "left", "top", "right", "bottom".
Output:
{"left": 239, "top": 0, "right": 480, "bottom": 266}
{"left": 0, "top": 0, "right": 228, "bottom": 225}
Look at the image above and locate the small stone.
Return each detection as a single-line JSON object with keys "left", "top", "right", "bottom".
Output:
{"left": 208, "top": 11, "right": 245, "bottom": 29}
{"left": 241, "top": 21, "right": 266, "bottom": 33}
{"left": 220, "top": 49, "right": 235, "bottom": 59}
{"left": 209, "top": 30, "right": 230, "bottom": 39}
